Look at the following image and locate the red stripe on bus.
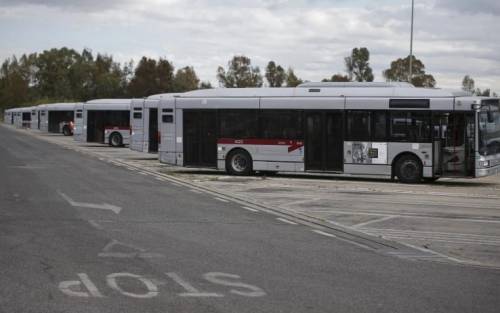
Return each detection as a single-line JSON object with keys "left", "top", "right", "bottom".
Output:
{"left": 217, "top": 138, "right": 304, "bottom": 152}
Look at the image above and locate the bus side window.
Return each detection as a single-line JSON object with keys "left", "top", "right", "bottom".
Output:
{"left": 347, "top": 111, "right": 371, "bottom": 141}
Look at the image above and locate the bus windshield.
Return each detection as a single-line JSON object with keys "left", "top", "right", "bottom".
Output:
{"left": 478, "top": 100, "right": 500, "bottom": 156}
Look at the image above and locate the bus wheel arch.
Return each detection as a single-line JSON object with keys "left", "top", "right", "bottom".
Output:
{"left": 109, "top": 132, "right": 123, "bottom": 147}
{"left": 225, "top": 148, "right": 253, "bottom": 176}
{"left": 392, "top": 152, "right": 423, "bottom": 184}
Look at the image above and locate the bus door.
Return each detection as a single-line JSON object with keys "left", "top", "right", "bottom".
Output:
{"left": 435, "top": 113, "right": 475, "bottom": 177}
{"left": 183, "top": 110, "right": 217, "bottom": 167}
{"left": 148, "top": 108, "right": 158, "bottom": 153}
{"left": 130, "top": 102, "right": 144, "bottom": 151}
{"left": 305, "top": 111, "right": 343, "bottom": 172}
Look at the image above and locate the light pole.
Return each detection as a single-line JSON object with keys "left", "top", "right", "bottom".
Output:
{"left": 409, "top": 0, "right": 414, "bottom": 83}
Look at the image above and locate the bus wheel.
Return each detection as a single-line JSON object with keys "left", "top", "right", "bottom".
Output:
{"left": 395, "top": 155, "right": 422, "bottom": 184}
{"left": 62, "top": 126, "right": 71, "bottom": 136}
{"left": 226, "top": 149, "right": 253, "bottom": 176}
{"left": 109, "top": 132, "right": 123, "bottom": 147}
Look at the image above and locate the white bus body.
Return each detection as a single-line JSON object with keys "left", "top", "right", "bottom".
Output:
{"left": 3, "top": 109, "right": 13, "bottom": 124}
{"left": 158, "top": 83, "right": 500, "bottom": 182}
{"left": 74, "top": 99, "right": 130, "bottom": 145}
{"left": 39, "top": 103, "right": 77, "bottom": 134}
{"left": 130, "top": 93, "right": 179, "bottom": 153}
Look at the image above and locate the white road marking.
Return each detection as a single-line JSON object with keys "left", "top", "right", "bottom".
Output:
{"left": 138, "top": 171, "right": 148, "bottom": 175}
{"left": 88, "top": 220, "right": 103, "bottom": 230}
{"left": 242, "top": 206, "right": 259, "bottom": 213}
{"left": 203, "top": 272, "right": 266, "bottom": 297}
{"left": 59, "top": 273, "right": 104, "bottom": 298}
{"left": 98, "top": 239, "right": 165, "bottom": 258}
{"left": 215, "top": 197, "right": 229, "bottom": 203}
{"left": 361, "top": 228, "right": 500, "bottom": 246}
{"left": 352, "top": 215, "right": 396, "bottom": 228}
{"left": 107, "top": 273, "right": 158, "bottom": 299}
{"left": 58, "top": 191, "right": 122, "bottom": 214}
{"left": 165, "top": 272, "right": 223, "bottom": 297}
{"left": 276, "top": 217, "right": 298, "bottom": 225}
{"left": 312, "top": 229, "right": 337, "bottom": 238}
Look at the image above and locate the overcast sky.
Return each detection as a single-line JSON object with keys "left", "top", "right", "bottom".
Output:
{"left": 0, "top": 0, "right": 499, "bottom": 92}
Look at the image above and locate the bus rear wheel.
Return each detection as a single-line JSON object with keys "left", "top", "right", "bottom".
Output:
{"left": 109, "top": 132, "right": 123, "bottom": 147}
{"left": 62, "top": 126, "right": 71, "bottom": 136}
{"left": 395, "top": 155, "right": 422, "bottom": 184}
{"left": 226, "top": 149, "right": 253, "bottom": 176}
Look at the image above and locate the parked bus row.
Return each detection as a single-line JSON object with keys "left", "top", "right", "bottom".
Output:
{"left": 3, "top": 82, "right": 500, "bottom": 183}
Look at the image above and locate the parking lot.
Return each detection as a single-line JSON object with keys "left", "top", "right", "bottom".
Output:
{"left": 13, "top": 126, "right": 500, "bottom": 269}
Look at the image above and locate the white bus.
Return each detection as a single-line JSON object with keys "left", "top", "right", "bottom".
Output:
{"left": 130, "top": 93, "right": 179, "bottom": 153}
{"left": 157, "top": 82, "right": 500, "bottom": 183}
{"left": 38, "top": 103, "right": 78, "bottom": 135}
{"left": 19, "top": 107, "right": 34, "bottom": 128}
{"left": 3, "top": 109, "right": 13, "bottom": 124}
{"left": 73, "top": 99, "right": 130, "bottom": 146}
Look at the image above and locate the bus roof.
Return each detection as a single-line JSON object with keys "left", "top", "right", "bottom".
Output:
{"left": 84, "top": 99, "right": 131, "bottom": 110}
{"left": 44, "top": 102, "right": 80, "bottom": 111}
{"left": 178, "top": 84, "right": 473, "bottom": 99}
{"left": 147, "top": 93, "right": 181, "bottom": 100}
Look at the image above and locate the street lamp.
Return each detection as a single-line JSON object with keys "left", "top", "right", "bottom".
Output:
{"left": 409, "top": 0, "right": 414, "bottom": 83}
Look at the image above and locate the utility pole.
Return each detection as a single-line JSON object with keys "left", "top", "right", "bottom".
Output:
{"left": 409, "top": 0, "right": 414, "bottom": 83}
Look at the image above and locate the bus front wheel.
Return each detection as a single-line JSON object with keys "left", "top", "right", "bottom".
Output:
{"left": 226, "top": 149, "right": 253, "bottom": 176}
{"left": 395, "top": 155, "right": 422, "bottom": 184}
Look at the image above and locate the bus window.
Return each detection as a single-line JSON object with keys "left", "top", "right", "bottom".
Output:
{"left": 347, "top": 111, "right": 370, "bottom": 141}
{"left": 390, "top": 111, "right": 431, "bottom": 142}
{"left": 218, "top": 109, "right": 258, "bottom": 139}
{"left": 260, "top": 110, "right": 304, "bottom": 140}
{"left": 372, "top": 111, "right": 387, "bottom": 141}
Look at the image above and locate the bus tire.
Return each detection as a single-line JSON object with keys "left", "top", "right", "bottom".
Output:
{"left": 395, "top": 154, "right": 422, "bottom": 184}
{"left": 109, "top": 132, "right": 123, "bottom": 147}
{"left": 62, "top": 126, "right": 71, "bottom": 136}
{"left": 226, "top": 149, "right": 253, "bottom": 176}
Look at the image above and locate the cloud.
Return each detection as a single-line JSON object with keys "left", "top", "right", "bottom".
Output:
{"left": 0, "top": 0, "right": 132, "bottom": 11}
{"left": 0, "top": 0, "right": 498, "bottom": 93}
{"left": 434, "top": 0, "right": 500, "bottom": 15}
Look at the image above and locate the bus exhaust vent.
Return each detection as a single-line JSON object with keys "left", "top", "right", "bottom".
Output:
{"left": 298, "top": 82, "right": 415, "bottom": 88}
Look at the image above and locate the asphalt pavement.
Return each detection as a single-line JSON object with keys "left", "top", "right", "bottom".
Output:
{"left": 1, "top": 125, "right": 500, "bottom": 313}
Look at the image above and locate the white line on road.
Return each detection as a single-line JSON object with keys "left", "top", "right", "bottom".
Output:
{"left": 58, "top": 191, "right": 122, "bottom": 214}
{"left": 352, "top": 215, "right": 396, "bottom": 228}
{"left": 88, "top": 220, "right": 103, "bottom": 230}
{"left": 242, "top": 206, "right": 259, "bottom": 213}
{"left": 215, "top": 197, "right": 229, "bottom": 203}
{"left": 276, "top": 217, "right": 298, "bottom": 225}
{"left": 312, "top": 229, "right": 337, "bottom": 238}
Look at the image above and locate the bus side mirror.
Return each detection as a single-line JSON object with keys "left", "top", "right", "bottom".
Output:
{"left": 487, "top": 111, "right": 495, "bottom": 123}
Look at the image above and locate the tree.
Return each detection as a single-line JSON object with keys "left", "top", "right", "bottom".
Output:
{"left": 199, "top": 81, "right": 213, "bottom": 89}
{"left": 173, "top": 66, "right": 200, "bottom": 92}
{"left": 344, "top": 47, "right": 374, "bottom": 82}
{"left": 217, "top": 55, "right": 263, "bottom": 88}
{"left": 322, "top": 74, "right": 350, "bottom": 82}
{"left": 475, "top": 88, "right": 491, "bottom": 97}
{"left": 35, "top": 47, "right": 81, "bottom": 100}
{"left": 127, "top": 57, "right": 174, "bottom": 97}
{"left": 462, "top": 75, "right": 475, "bottom": 94}
{"left": 383, "top": 55, "right": 436, "bottom": 87}
{"left": 285, "top": 68, "right": 303, "bottom": 87}
{"left": 265, "top": 61, "right": 286, "bottom": 87}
